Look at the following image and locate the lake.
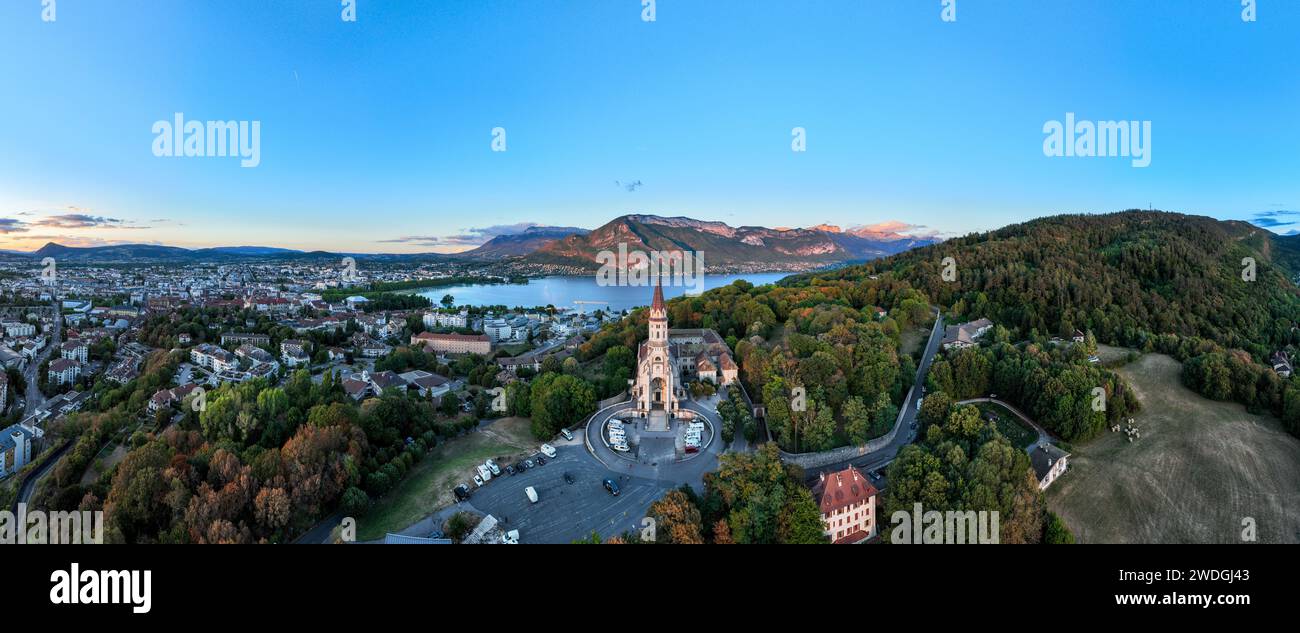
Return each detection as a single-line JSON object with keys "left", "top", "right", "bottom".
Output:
{"left": 414, "top": 272, "right": 792, "bottom": 313}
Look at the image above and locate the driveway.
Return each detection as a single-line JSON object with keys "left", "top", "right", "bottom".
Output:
{"left": 584, "top": 399, "right": 724, "bottom": 490}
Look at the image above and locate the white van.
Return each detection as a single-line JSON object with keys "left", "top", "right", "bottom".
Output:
{"left": 484, "top": 459, "right": 501, "bottom": 476}
{"left": 477, "top": 464, "right": 492, "bottom": 481}
{"left": 539, "top": 443, "right": 557, "bottom": 458}
{"left": 525, "top": 486, "right": 538, "bottom": 504}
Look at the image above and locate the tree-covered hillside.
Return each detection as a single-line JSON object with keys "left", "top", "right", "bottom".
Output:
{"left": 808, "top": 211, "right": 1300, "bottom": 355}
{"left": 802, "top": 210, "right": 1300, "bottom": 437}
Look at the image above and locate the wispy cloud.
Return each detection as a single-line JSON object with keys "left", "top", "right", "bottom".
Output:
{"left": 379, "top": 222, "right": 542, "bottom": 247}
{"left": 0, "top": 218, "right": 30, "bottom": 234}
{"left": 33, "top": 213, "right": 146, "bottom": 229}
{"left": 1246, "top": 209, "right": 1300, "bottom": 230}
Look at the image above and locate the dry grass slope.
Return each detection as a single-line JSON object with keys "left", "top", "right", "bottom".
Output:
{"left": 1047, "top": 353, "right": 1300, "bottom": 543}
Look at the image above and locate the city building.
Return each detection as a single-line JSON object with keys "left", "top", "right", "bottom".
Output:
{"left": 191, "top": 344, "right": 237, "bottom": 373}
{"left": 481, "top": 318, "right": 513, "bottom": 343}
{"left": 47, "top": 358, "right": 81, "bottom": 386}
{"left": 0, "top": 423, "right": 41, "bottom": 478}
{"left": 410, "top": 332, "right": 491, "bottom": 355}
{"left": 60, "top": 340, "right": 88, "bottom": 363}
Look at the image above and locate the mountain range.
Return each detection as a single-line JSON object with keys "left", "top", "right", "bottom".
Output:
{"left": 0, "top": 214, "right": 937, "bottom": 269}
{"left": 522, "top": 215, "right": 936, "bottom": 271}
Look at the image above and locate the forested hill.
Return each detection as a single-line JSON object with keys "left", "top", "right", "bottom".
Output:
{"left": 805, "top": 211, "right": 1300, "bottom": 357}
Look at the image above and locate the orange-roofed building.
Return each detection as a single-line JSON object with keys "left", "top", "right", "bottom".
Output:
{"left": 811, "top": 465, "right": 879, "bottom": 544}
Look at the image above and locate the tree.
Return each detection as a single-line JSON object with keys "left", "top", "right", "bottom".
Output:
{"left": 647, "top": 489, "right": 704, "bottom": 544}
{"left": 341, "top": 486, "right": 370, "bottom": 517}
{"left": 842, "top": 396, "right": 872, "bottom": 444}
{"left": 529, "top": 373, "right": 596, "bottom": 439}
{"left": 918, "top": 391, "right": 952, "bottom": 427}
{"left": 1043, "top": 512, "right": 1075, "bottom": 544}
{"left": 441, "top": 294, "right": 454, "bottom": 308}
{"left": 800, "top": 399, "right": 836, "bottom": 451}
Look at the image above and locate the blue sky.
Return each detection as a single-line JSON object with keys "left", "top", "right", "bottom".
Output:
{"left": 1, "top": 0, "right": 1298, "bottom": 252}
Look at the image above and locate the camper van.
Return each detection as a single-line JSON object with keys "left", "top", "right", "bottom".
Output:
{"left": 525, "top": 486, "right": 539, "bottom": 503}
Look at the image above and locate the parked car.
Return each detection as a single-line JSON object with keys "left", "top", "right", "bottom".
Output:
{"left": 484, "top": 459, "right": 501, "bottom": 476}
{"left": 563, "top": 472, "right": 575, "bottom": 485}
{"left": 559, "top": 428, "right": 574, "bottom": 441}
{"left": 523, "top": 459, "right": 534, "bottom": 469}
{"left": 603, "top": 478, "right": 620, "bottom": 496}
{"left": 539, "top": 443, "right": 557, "bottom": 458}
{"left": 505, "top": 464, "right": 517, "bottom": 476}
{"left": 525, "top": 486, "right": 539, "bottom": 503}
{"left": 472, "top": 475, "right": 484, "bottom": 487}
{"left": 501, "top": 529, "right": 520, "bottom": 545}
{"left": 476, "top": 464, "right": 492, "bottom": 481}
{"left": 535, "top": 455, "right": 547, "bottom": 466}
{"left": 453, "top": 484, "right": 471, "bottom": 501}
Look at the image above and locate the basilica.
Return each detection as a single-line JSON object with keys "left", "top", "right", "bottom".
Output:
{"left": 630, "top": 281, "right": 738, "bottom": 425}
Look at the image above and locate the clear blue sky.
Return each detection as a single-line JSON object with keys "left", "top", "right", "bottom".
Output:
{"left": 1, "top": 0, "right": 1297, "bottom": 252}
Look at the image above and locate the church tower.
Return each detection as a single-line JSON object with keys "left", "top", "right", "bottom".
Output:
{"left": 633, "top": 277, "right": 678, "bottom": 423}
{"left": 648, "top": 277, "right": 668, "bottom": 345}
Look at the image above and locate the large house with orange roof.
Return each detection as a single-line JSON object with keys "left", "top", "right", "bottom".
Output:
{"left": 811, "top": 465, "right": 880, "bottom": 544}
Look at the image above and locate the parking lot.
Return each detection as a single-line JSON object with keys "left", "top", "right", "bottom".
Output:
{"left": 456, "top": 444, "right": 669, "bottom": 543}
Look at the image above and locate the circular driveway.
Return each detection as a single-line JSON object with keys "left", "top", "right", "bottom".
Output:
{"left": 584, "top": 398, "right": 724, "bottom": 488}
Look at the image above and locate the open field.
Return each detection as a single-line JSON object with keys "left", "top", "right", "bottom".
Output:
{"left": 357, "top": 417, "right": 538, "bottom": 541}
{"left": 1047, "top": 353, "right": 1300, "bottom": 543}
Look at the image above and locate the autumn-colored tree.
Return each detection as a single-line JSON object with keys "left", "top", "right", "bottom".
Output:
{"left": 647, "top": 489, "right": 704, "bottom": 544}
{"left": 712, "top": 519, "right": 734, "bottom": 544}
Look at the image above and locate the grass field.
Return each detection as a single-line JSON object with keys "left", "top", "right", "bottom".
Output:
{"left": 1047, "top": 353, "right": 1300, "bottom": 543}
{"left": 357, "top": 417, "right": 537, "bottom": 541}
{"left": 974, "top": 403, "right": 1036, "bottom": 449}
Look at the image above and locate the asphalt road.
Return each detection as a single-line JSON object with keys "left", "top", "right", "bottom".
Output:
{"left": 454, "top": 444, "right": 668, "bottom": 543}
{"left": 12, "top": 439, "right": 70, "bottom": 512}
{"left": 23, "top": 300, "right": 61, "bottom": 417}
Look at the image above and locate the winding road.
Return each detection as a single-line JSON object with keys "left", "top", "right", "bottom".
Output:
{"left": 802, "top": 310, "right": 947, "bottom": 480}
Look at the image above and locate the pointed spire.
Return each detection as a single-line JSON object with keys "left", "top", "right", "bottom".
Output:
{"left": 651, "top": 276, "right": 665, "bottom": 313}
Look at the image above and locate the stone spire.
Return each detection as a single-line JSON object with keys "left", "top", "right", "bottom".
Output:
{"left": 651, "top": 276, "right": 665, "bottom": 313}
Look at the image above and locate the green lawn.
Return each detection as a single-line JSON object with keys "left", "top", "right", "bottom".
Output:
{"left": 975, "top": 403, "right": 1036, "bottom": 449}
{"left": 356, "top": 417, "right": 536, "bottom": 541}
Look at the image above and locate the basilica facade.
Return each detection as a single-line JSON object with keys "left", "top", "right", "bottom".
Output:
{"left": 630, "top": 281, "right": 738, "bottom": 419}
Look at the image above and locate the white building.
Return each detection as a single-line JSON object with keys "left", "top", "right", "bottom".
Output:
{"left": 0, "top": 424, "right": 42, "bottom": 478}
{"left": 2, "top": 321, "right": 35, "bottom": 338}
{"left": 423, "top": 310, "right": 468, "bottom": 330}
{"left": 48, "top": 358, "right": 81, "bottom": 386}
{"left": 191, "top": 344, "right": 237, "bottom": 373}
{"left": 481, "top": 318, "right": 512, "bottom": 343}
